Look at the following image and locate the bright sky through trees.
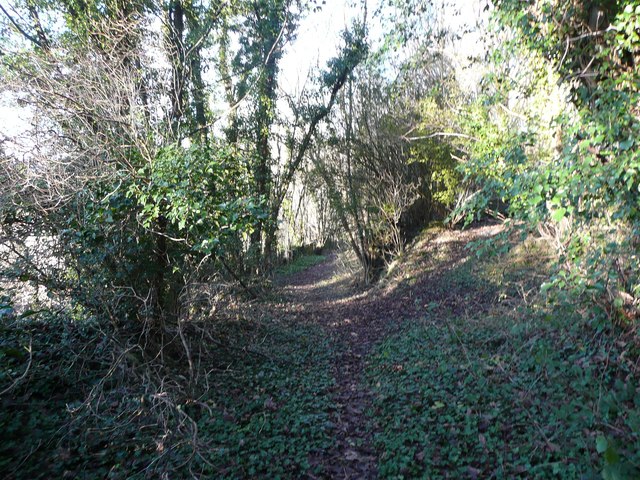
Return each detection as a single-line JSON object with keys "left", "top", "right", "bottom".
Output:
{"left": 282, "top": 0, "right": 490, "bottom": 95}
{"left": 0, "top": 0, "right": 487, "bottom": 146}
{"left": 280, "top": 1, "right": 356, "bottom": 94}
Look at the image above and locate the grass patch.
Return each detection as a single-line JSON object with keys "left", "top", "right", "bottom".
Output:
{"left": 275, "top": 254, "right": 326, "bottom": 276}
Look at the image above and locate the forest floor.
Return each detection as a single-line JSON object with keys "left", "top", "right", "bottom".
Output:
{"left": 272, "top": 225, "right": 508, "bottom": 478}
{"left": 195, "top": 223, "right": 639, "bottom": 479}
{"left": 2, "top": 224, "right": 640, "bottom": 479}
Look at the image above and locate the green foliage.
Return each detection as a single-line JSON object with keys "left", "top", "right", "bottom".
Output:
{"left": 368, "top": 321, "right": 640, "bottom": 479}
{"left": 366, "top": 252, "right": 640, "bottom": 479}
{"left": 129, "top": 142, "right": 260, "bottom": 255}
{"left": 43, "top": 141, "right": 262, "bottom": 323}
{"left": 322, "top": 25, "right": 369, "bottom": 89}
{"left": 411, "top": 96, "right": 463, "bottom": 210}
{"left": 455, "top": 106, "right": 532, "bottom": 223}
{"left": 58, "top": 185, "right": 157, "bottom": 321}
{"left": 196, "top": 321, "right": 335, "bottom": 478}
{"left": 452, "top": 0, "right": 640, "bottom": 322}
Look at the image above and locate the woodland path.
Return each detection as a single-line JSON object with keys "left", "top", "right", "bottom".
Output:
{"left": 271, "top": 225, "right": 503, "bottom": 479}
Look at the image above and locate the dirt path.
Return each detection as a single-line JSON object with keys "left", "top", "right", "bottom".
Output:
{"left": 273, "top": 225, "right": 504, "bottom": 479}
{"left": 276, "top": 255, "right": 382, "bottom": 478}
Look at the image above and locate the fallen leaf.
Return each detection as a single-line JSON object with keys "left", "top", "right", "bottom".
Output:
{"left": 344, "top": 449, "right": 359, "bottom": 461}
{"left": 264, "top": 397, "right": 278, "bottom": 411}
{"left": 468, "top": 466, "right": 482, "bottom": 479}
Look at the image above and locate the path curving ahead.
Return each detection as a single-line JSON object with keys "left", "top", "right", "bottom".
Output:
{"left": 273, "top": 225, "right": 503, "bottom": 479}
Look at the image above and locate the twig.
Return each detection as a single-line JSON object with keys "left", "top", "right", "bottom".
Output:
{"left": 498, "top": 103, "right": 527, "bottom": 121}
{"left": 404, "top": 132, "right": 479, "bottom": 142}
{"left": 178, "top": 320, "right": 195, "bottom": 382}
{"left": 219, "top": 257, "right": 259, "bottom": 300}
{"left": 204, "top": 329, "right": 272, "bottom": 361}
{"left": 439, "top": 316, "right": 478, "bottom": 380}
{"left": 0, "top": 338, "right": 33, "bottom": 396}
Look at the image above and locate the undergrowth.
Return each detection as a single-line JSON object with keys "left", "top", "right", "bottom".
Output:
{"left": 195, "top": 319, "right": 334, "bottom": 477}
{"left": 3, "top": 227, "right": 639, "bottom": 479}
{"left": 365, "top": 233, "right": 640, "bottom": 479}
{"left": 367, "top": 316, "right": 640, "bottom": 479}
{"left": 0, "top": 311, "right": 335, "bottom": 479}
{"left": 0, "top": 313, "right": 194, "bottom": 479}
